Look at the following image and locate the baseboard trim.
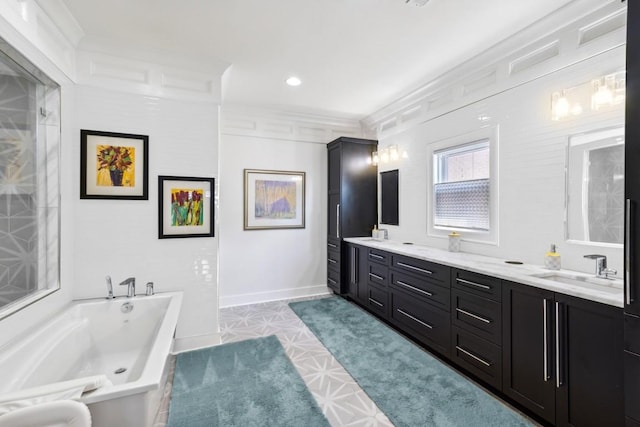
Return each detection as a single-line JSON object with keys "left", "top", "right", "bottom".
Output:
{"left": 220, "top": 285, "right": 331, "bottom": 308}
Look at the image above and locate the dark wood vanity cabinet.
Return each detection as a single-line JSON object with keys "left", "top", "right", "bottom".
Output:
{"left": 503, "top": 281, "right": 624, "bottom": 427}
{"left": 451, "top": 269, "right": 503, "bottom": 390}
{"left": 388, "top": 254, "right": 451, "bottom": 357}
{"left": 326, "top": 137, "right": 377, "bottom": 294}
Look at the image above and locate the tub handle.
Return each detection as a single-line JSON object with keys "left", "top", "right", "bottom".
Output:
{"left": 146, "top": 282, "right": 155, "bottom": 296}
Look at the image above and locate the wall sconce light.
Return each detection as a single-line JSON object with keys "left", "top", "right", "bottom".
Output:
{"left": 551, "top": 90, "right": 583, "bottom": 121}
{"left": 591, "top": 73, "right": 625, "bottom": 110}
{"left": 368, "top": 144, "right": 408, "bottom": 165}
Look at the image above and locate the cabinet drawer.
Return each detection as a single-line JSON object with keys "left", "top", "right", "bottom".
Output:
{"left": 452, "top": 289, "right": 502, "bottom": 345}
{"left": 327, "top": 268, "right": 341, "bottom": 292}
{"left": 327, "top": 249, "right": 341, "bottom": 271}
{"left": 327, "top": 238, "right": 340, "bottom": 251}
{"left": 626, "top": 313, "right": 640, "bottom": 355}
{"left": 389, "top": 289, "right": 450, "bottom": 357}
{"left": 452, "top": 326, "right": 502, "bottom": 390}
{"left": 452, "top": 269, "right": 501, "bottom": 302}
{"left": 390, "top": 270, "right": 450, "bottom": 312}
{"left": 392, "top": 254, "right": 450, "bottom": 286}
{"left": 367, "top": 262, "right": 388, "bottom": 288}
{"left": 366, "top": 285, "right": 388, "bottom": 318}
{"left": 368, "top": 248, "right": 390, "bottom": 266}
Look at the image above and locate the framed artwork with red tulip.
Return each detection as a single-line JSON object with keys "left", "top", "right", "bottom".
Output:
{"left": 158, "top": 175, "right": 215, "bottom": 239}
{"left": 80, "top": 129, "right": 149, "bottom": 200}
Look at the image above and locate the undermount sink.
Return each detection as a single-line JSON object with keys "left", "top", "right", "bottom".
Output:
{"left": 531, "top": 271, "right": 623, "bottom": 294}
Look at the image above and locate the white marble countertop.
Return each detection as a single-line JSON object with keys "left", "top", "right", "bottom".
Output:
{"left": 344, "top": 237, "right": 624, "bottom": 308}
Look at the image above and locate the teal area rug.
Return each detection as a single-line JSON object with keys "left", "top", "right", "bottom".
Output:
{"left": 290, "top": 297, "right": 533, "bottom": 427}
{"left": 167, "top": 335, "right": 329, "bottom": 427}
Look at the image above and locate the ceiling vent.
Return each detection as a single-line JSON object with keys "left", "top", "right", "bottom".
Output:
{"left": 405, "top": 0, "right": 430, "bottom": 6}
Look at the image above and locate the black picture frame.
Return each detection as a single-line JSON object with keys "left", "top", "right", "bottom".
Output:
{"left": 158, "top": 175, "right": 215, "bottom": 239}
{"left": 80, "top": 129, "right": 149, "bottom": 200}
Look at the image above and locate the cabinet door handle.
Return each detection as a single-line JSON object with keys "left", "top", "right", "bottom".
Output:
{"left": 456, "top": 308, "right": 491, "bottom": 324}
{"left": 351, "top": 247, "right": 356, "bottom": 284}
{"left": 369, "top": 272, "right": 384, "bottom": 281}
{"left": 455, "top": 346, "right": 492, "bottom": 367}
{"left": 396, "top": 280, "right": 433, "bottom": 297}
{"left": 368, "top": 297, "right": 383, "bottom": 307}
{"left": 556, "top": 301, "right": 563, "bottom": 388}
{"left": 397, "top": 309, "right": 433, "bottom": 329}
{"left": 456, "top": 278, "right": 490, "bottom": 290}
{"left": 328, "top": 278, "right": 337, "bottom": 285}
{"left": 626, "top": 199, "right": 633, "bottom": 305}
{"left": 328, "top": 242, "right": 337, "bottom": 248}
{"left": 397, "top": 262, "right": 433, "bottom": 275}
{"left": 328, "top": 258, "right": 337, "bottom": 264}
{"left": 369, "top": 253, "right": 384, "bottom": 260}
{"left": 543, "top": 298, "right": 550, "bottom": 382}
{"left": 336, "top": 204, "right": 340, "bottom": 239}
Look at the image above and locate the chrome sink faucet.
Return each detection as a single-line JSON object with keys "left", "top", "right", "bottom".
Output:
{"left": 119, "top": 277, "right": 136, "bottom": 297}
{"left": 583, "top": 254, "right": 617, "bottom": 279}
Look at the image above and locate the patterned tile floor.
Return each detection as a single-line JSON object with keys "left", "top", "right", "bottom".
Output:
{"left": 154, "top": 295, "right": 536, "bottom": 427}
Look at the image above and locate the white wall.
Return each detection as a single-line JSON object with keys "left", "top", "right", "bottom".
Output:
{"left": 376, "top": 46, "right": 625, "bottom": 275}
{"left": 218, "top": 133, "right": 328, "bottom": 307}
{"left": 72, "top": 85, "right": 220, "bottom": 346}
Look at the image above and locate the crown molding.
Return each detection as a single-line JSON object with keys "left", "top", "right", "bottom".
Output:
{"left": 361, "top": 0, "right": 625, "bottom": 137}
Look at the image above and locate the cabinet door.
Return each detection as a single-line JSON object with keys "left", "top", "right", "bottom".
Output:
{"left": 503, "top": 282, "right": 556, "bottom": 424}
{"left": 555, "top": 294, "right": 624, "bottom": 427}
{"left": 328, "top": 144, "right": 341, "bottom": 193}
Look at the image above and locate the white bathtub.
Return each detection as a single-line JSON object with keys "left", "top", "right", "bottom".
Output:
{"left": 0, "top": 292, "right": 183, "bottom": 427}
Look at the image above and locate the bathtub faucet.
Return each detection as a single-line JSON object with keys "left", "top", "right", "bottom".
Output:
{"left": 105, "top": 276, "right": 116, "bottom": 299}
{"left": 119, "top": 277, "right": 136, "bottom": 298}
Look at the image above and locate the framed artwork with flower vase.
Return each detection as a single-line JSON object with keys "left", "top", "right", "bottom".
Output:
{"left": 158, "top": 175, "right": 215, "bottom": 239}
{"left": 80, "top": 129, "right": 149, "bottom": 200}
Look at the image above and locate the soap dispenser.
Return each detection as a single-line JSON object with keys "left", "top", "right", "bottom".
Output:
{"left": 372, "top": 225, "right": 378, "bottom": 239}
{"left": 544, "top": 244, "right": 561, "bottom": 270}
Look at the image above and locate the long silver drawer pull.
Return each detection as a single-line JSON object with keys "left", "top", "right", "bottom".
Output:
{"left": 456, "top": 308, "right": 491, "bottom": 324}
{"left": 456, "top": 278, "right": 491, "bottom": 290}
{"left": 369, "top": 253, "right": 384, "bottom": 260}
{"left": 396, "top": 280, "right": 433, "bottom": 297}
{"left": 556, "top": 301, "right": 562, "bottom": 388}
{"left": 328, "top": 258, "right": 337, "bottom": 264}
{"left": 626, "top": 199, "right": 632, "bottom": 305}
{"left": 328, "top": 278, "right": 337, "bottom": 284}
{"left": 328, "top": 242, "right": 337, "bottom": 248}
{"left": 397, "top": 262, "right": 433, "bottom": 275}
{"left": 369, "top": 273, "right": 384, "bottom": 281}
{"left": 543, "top": 299, "right": 549, "bottom": 382}
{"left": 455, "top": 346, "right": 491, "bottom": 367}
{"left": 397, "top": 309, "right": 433, "bottom": 329}
{"left": 369, "top": 298, "right": 383, "bottom": 307}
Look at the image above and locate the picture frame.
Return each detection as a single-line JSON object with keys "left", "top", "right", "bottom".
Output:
{"left": 158, "top": 175, "right": 215, "bottom": 239}
{"left": 80, "top": 129, "right": 149, "bottom": 200}
{"left": 244, "top": 169, "right": 305, "bottom": 230}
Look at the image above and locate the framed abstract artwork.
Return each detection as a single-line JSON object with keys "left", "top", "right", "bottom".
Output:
{"left": 158, "top": 175, "right": 215, "bottom": 239}
{"left": 80, "top": 129, "right": 149, "bottom": 200}
{"left": 244, "top": 169, "right": 305, "bottom": 230}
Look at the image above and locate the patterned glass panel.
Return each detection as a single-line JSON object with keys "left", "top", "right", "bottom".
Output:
{"left": 0, "top": 38, "right": 60, "bottom": 316}
{"left": 434, "top": 178, "right": 490, "bottom": 230}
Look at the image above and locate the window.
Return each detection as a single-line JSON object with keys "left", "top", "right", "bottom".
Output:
{"left": 0, "top": 38, "right": 60, "bottom": 319}
{"left": 433, "top": 139, "right": 490, "bottom": 231}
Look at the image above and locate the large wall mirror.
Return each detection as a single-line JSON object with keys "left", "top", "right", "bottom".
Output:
{"left": 0, "top": 38, "right": 61, "bottom": 319}
{"left": 566, "top": 126, "right": 624, "bottom": 246}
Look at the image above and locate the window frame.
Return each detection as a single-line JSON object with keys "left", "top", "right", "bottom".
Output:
{"left": 427, "top": 126, "right": 499, "bottom": 245}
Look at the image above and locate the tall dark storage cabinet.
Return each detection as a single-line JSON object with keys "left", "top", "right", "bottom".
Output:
{"left": 327, "top": 137, "right": 377, "bottom": 294}
{"left": 626, "top": 2, "right": 640, "bottom": 425}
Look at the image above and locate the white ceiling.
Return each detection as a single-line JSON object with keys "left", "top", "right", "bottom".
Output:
{"left": 60, "top": 0, "right": 575, "bottom": 119}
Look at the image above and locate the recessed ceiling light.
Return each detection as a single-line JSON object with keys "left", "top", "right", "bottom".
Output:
{"left": 286, "top": 76, "right": 302, "bottom": 87}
